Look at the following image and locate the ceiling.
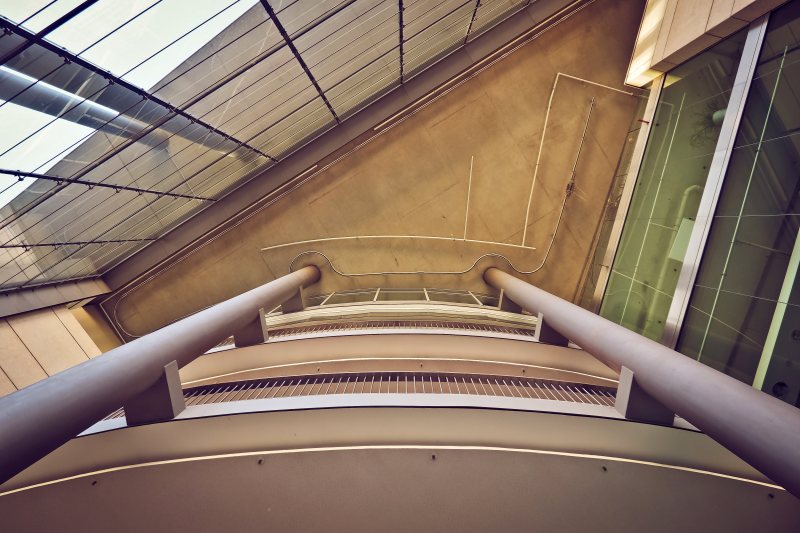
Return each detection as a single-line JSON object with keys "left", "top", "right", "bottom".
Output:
{"left": 0, "top": 0, "right": 533, "bottom": 291}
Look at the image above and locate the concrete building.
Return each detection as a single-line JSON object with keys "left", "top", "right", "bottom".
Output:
{"left": 0, "top": 0, "right": 799, "bottom": 530}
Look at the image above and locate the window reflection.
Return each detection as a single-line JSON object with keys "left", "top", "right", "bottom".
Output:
{"left": 678, "top": 2, "right": 800, "bottom": 403}
{"left": 601, "top": 29, "right": 748, "bottom": 341}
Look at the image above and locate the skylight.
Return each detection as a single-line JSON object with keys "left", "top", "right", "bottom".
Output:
{"left": 0, "top": 0, "right": 532, "bottom": 289}
{"left": 0, "top": 0, "right": 258, "bottom": 210}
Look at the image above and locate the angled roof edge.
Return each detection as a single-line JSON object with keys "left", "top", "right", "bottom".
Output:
{"left": 103, "top": 0, "right": 582, "bottom": 294}
{"left": 0, "top": 0, "right": 583, "bottom": 316}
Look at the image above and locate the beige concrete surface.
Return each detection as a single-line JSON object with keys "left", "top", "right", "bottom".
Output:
{"left": 179, "top": 333, "right": 619, "bottom": 386}
{"left": 3, "top": 408, "right": 798, "bottom": 532}
{"left": 0, "top": 306, "right": 100, "bottom": 397}
{"left": 71, "top": 305, "right": 122, "bottom": 353}
{"left": 627, "top": 0, "right": 788, "bottom": 85}
{"left": 104, "top": 0, "right": 646, "bottom": 338}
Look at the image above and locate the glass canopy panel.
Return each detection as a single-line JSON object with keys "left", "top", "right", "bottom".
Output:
{"left": 468, "top": 0, "right": 528, "bottom": 40}
{"left": 0, "top": 0, "right": 84, "bottom": 32}
{"left": 31, "top": 240, "right": 139, "bottom": 285}
{"left": 298, "top": 0, "right": 398, "bottom": 87}
{"left": 252, "top": 97, "right": 336, "bottom": 158}
{"left": 182, "top": 47, "right": 320, "bottom": 147}
{"left": 149, "top": 4, "right": 282, "bottom": 108}
{"left": 52, "top": 0, "right": 260, "bottom": 91}
{"left": 328, "top": 48, "right": 400, "bottom": 116}
{"left": 0, "top": 35, "right": 270, "bottom": 288}
{"left": 677, "top": 2, "right": 800, "bottom": 399}
{"left": 404, "top": 0, "right": 469, "bottom": 37}
{"left": 404, "top": 1, "right": 474, "bottom": 77}
{"left": 275, "top": 0, "right": 352, "bottom": 36}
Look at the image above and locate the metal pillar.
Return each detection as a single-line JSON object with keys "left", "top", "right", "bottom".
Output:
{"left": 0, "top": 266, "right": 319, "bottom": 485}
{"left": 484, "top": 267, "right": 800, "bottom": 498}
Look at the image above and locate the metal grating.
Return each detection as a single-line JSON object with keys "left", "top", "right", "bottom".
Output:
{"left": 102, "top": 371, "right": 617, "bottom": 420}
{"left": 268, "top": 320, "right": 537, "bottom": 338}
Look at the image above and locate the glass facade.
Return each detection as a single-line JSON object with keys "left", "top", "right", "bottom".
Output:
{"left": 603, "top": 0, "right": 800, "bottom": 407}
{"left": 601, "top": 30, "right": 748, "bottom": 340}
{"left": 677, "top": 1, "right": 800, "bottom": 403}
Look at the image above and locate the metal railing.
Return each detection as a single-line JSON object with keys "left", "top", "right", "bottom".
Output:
{"left": 268, "top": 321, "right": 537, "bottom": 339}
{"left": 208, "top": 319, "right": 537, "bottom": 352}
{"left": 485, "top": 267, "right": 800, "bottom": 498}
{"left": 102, "top": 372, "right": 616, "bottom": 420}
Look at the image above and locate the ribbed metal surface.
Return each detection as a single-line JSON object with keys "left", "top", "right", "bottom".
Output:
{"left": 211, "top": 320, "right": 536, "bottom": 350}
{"left": 269, "top": 321, "right": 537, "bottom": 339}
{"left": 103, "top": 372, "right": 616, "bottom": 420}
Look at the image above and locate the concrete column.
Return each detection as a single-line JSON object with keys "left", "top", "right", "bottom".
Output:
{"left": 0, "top": 266, "right": 320, "bottom": 485}
{"left": 484, "top": 267, "right": 800, "bottom": 498}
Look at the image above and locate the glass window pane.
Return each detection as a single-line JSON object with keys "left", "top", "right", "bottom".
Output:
{"left": 600, "top": 29, "right": 749, "bottom": 342}
{"left": 677, "top": 2, "right": 800, "bottom": 394}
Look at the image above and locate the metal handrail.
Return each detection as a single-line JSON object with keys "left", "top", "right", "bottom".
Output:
{"left": 0, "top": 266, "right": 320, "bottom": 485}
{"left": 484, "top": 267, "right": 800, "bottom": 498}
{"left": 101, "top": 371, "right": 616, "bottom": 420}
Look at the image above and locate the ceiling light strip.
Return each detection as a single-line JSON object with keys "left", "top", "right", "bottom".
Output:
{"left": 0, "top": 444, "right": 782, "bottom": 498}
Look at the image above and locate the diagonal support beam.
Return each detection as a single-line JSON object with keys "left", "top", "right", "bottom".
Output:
{"left": 484, "top": 267, "right": 800, "bottom": 498}
{"left": 0, "top": 0, "right": 100, "bottom": 66}
{"left": 0, "top": 169, "right": 215, "bottom": 202}
{"left": 259, "top": 0, "right": 341, "bottom": 124}
{"left": 0, "top": 266, "right": 320, "bottom": 483}
{"left": 0, "top": 18, "right": 275, "bottom": 163}
{"left": 465, "top": 0, "right": 481, "bottom": 44}
{"left": 1, "top": 238, "right": 154, "bottom": 250}
{"left": 399, "top": 0, "right": 405, "bottom": 82}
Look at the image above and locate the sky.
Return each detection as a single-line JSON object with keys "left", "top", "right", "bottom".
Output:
{"left": 0, "top": 0, "right": 257, "bottom": 210}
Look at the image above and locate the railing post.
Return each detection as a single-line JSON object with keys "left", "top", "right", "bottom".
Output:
{"left": 484, "top": 267, "right": 800, "bottom": 498}
{"left": 123, "top": 361, "right": 185, "bottom": 425}
{"left": 0, "top": 266, "right": 320, "bottom": 485}
{"left": 281, "top": 288, "right": 306, "bottom": 313}
{"left": 614, "top": 366, "right": 674, "bottom": 425}
{"left": 534, "top": 312, "right": 569, "bottom": 347}
{"left": 234, "top": 307, "right": 269, "bottom": 347}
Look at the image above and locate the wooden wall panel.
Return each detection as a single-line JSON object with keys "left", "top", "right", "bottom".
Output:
{"left": 6, "top": 310, "right": 89, "bottom": 376}
{"left": 0, "top": 306, "right": 101, "bottom": 398}
{"left": 54, "top": 307, "right": 102, "bottom": 358}
{"left": 0, "top": 367, "right": 17, "bottom": 396}
{"left": 0, "top": 320, "right": 48, "bottom": 389}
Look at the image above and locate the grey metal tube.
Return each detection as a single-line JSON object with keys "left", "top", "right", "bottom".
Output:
{"left": 484, "top": 267, "right": 800, "bottom": 498}
{"left": 0, "top": 265, "right": 319, "bottom": 485}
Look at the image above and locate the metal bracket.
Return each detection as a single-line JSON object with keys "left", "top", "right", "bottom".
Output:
{"left": 498, "top": 289, "right": 523, "bottom": 313}
{"left": 123, "top": 360, "right": 185, "bottom": 426}
{"left": 534, "top": 312, "right": 569, "bottom": 347}
{"left": 281, "top": 288, "right": 306, "bottom": 314}
{"left": 615, "top": 366, "right": 674, "bottom": 425}
{"left": 233, "top": 307, "right": 268, "bottom": 347}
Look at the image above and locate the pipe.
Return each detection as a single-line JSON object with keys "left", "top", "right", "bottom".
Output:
{"left": 0, "top": 66, "right": 242, "bottom": 153}
{"left": 0, "top": 265, "right": 319, "bottom": 485}
{"left": 484, "top": 267, "right": 800, "bottom": 498}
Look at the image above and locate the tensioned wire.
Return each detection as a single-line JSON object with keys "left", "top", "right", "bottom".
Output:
{"left": 0, "top": 0, "right": 392, "bottom": 243}
{"left": 106, "top": 0, "right": 605, "bottom": 327}
{"left": 0, "top": 1, "right": 392, "bottom": 278}
{"left": 0, "top": 0, "right": 496, "bottom": 286}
